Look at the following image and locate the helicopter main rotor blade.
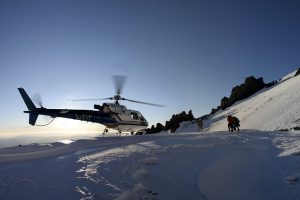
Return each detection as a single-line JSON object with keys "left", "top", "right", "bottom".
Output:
{"left": 113, "top": 75, "right": 127, "bottom": 95}
{"left": 70, "top": 97, "right": 113, "bottom": 102}
{"left": 122, "top": 98, "right": 165, "bottom": 107}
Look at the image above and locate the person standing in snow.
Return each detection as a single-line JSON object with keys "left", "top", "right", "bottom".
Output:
{"left": 232, "top": 116, "right": 240, "bottom": 132}
{"left": 227, "top": 115, "right": 240, "bottom": 132}
{"left": 196, "top": 119, "right": 203, "bottom": 131}
{"left": 227, "top": 115, "right": 234, "bottom": 132}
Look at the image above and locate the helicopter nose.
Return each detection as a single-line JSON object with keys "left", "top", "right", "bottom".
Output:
{"left": 144, "top": 121, "right": 148, "bottom": 127}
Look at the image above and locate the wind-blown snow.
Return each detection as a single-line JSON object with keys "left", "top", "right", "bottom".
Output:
{"left": 273, "top": 131, "right": 300, "bottom": 157}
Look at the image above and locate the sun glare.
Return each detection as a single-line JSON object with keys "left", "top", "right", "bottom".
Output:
{"left": 53, "top": 118, "right": 102, "bottom": 134}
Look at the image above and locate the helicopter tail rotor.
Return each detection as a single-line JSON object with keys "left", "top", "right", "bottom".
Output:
{"left": 32, "top": 93, "right": 43, "bottom": 108}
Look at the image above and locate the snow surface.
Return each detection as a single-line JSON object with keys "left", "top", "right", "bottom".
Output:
{"left": 175, "top": 121, "right": 199, "bottom": 133}
{"left": 1, "top": 70, "right": 300, "bottom": 199}
{"left": 1, "top": 131, "right": 300, "bottom": 200}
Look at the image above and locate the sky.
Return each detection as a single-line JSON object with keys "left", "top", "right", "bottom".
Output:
{"left": 0, "top": 0, "right": 299, "bottom": 136}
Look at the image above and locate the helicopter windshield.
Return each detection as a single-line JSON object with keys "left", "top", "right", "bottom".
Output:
{"left": 138, "top": 113, "right": 146, "bottom": 121}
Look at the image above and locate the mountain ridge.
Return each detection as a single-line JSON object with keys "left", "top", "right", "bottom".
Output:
{"left": 204, "top": 68, "right": 300, "bottom": 132}
{"left": 149, "top": 68, "right": 300, "bottom": 133}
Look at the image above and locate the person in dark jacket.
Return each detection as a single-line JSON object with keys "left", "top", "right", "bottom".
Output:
{"left": 227, "top": 115, "right": 240, "bottom": 132}
{"left": 227, "top": 115, "right": 234, "bottom": 132}
{"left": 232, "top": 116, "right": 240, "bottom": 132}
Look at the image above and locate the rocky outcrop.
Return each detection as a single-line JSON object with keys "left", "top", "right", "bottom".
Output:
{"left": 145, "top": 123, "right": 165, "bottom": 134}
{"left": 221, "top": 97, "right": 231, "bottom": 110}
{"left": 295, "top": 68, "right": 300, "bottom": 77}
{"left": 220, "top": 76, "right": 265, "bottom": 110}
{"left": 146, "top": 110, "right": 194, "bottom": 134}
{"left": 165, "top": 110, "right": 194, "bottom": 133}
{"left": 229, "top": 76, "right": 265, "bottom": 103}
{"left": 265, "top": 80, "right": 278, "bottom": 88}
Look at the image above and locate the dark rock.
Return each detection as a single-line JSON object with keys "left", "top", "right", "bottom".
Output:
{"left": 210, "top": 106, "right": 222, "bottom": 115}
{"left": 162, "top": 110, "right": 195, "bottom": 133}
{"left": 220, "top": 76, "right": 266, "bottom": 110}
{"left": 278, "top": 128, "right": 290, "bottom": 131}
{"left": 188, "top": 110, "right": 194, "bottom": 121}
{"left": 265, "top": 80, "right": 277, "bottom": 88}
{"left": 164, "top": 121, "right": 170, "bottom": 131}
{"left": 295, "top": 68, "right": 300, "bottom": 77}
{"left": 229, "top": 76, "right": 265, "bottom": 103}
{"left": 145, "top": 123, "right": 165, "bottom": 134}
{"left": 156, "top": 123, "right": 164, "bottom": 132}
{"left": 211, "top": 108, "right": 218, "bottom": 115}
{"left": 221, "top": 97, "right": 232, "bottom": 110}
{"left": 293, "top": 127, "right": 300, "bottom": 131}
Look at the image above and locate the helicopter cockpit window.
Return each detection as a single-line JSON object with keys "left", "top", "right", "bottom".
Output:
{"left": 120, "top": 105, "right": 125, "bottom": 109}
{"left": 138, "top": 113, "right": 146, "bottom": 121}
{"left": 130, "top": 112, "right": 139, "bottom": 120}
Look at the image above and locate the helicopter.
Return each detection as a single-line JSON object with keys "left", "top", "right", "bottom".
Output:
{"left": 18, "top": 76, "right": 164, "bottom": 135}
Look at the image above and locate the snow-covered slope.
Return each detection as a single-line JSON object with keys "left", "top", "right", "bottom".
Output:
{"left": 204, "top": 70, "right": 300, "bottom": 132}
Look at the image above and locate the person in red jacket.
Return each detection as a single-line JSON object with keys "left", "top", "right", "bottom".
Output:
{"left": 227, "top": 115, "right": 234, "bottom": 132}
